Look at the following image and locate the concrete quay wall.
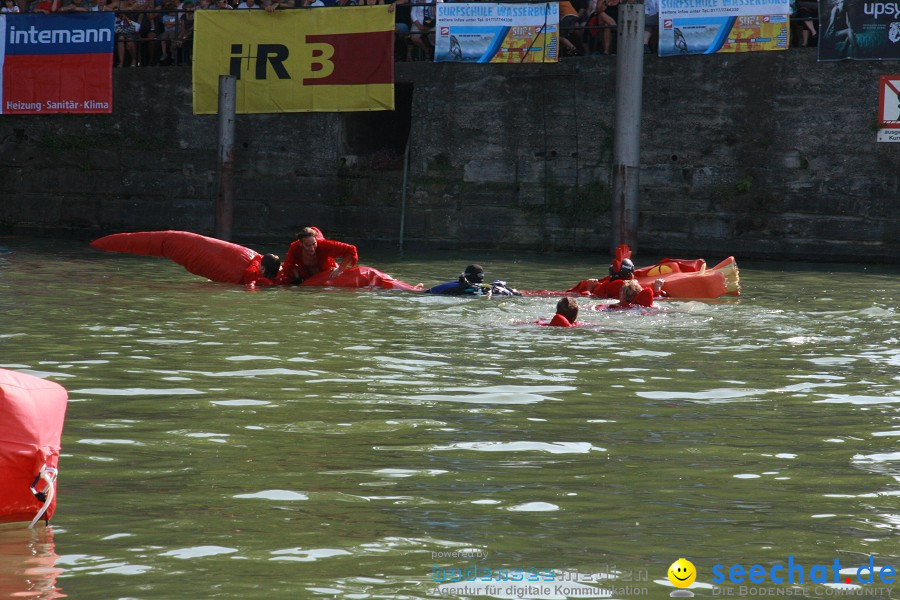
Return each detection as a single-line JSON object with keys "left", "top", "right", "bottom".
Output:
{"left": 1, "top": 50, "right": 897, "bottom": 262}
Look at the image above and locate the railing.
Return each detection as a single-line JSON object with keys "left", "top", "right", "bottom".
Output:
{"left": 23, "top": 3, "right": 820, "bottom": 67}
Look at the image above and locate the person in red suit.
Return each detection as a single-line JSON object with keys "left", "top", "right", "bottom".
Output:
{"left": 587, "top": 257, "right": 636, "bottom": 298}
{"left": 281, "top": 227, "right": 358, "bottom": 284}
{"left": 541, "top": 297, "right": 579, "bottom": 327}
{"left": 595, "top": 279, "right": 664, "bottom": 310}
{"left": 241, "top": 253, "right": 285, "bottom": 287}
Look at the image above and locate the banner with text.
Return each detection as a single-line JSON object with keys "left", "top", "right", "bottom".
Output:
{"left": 193, "top": 7, "right": 394, "bottom": 114}
{"left": 1, "top": 13, "right": 114, "bottom": 114}
{"left": 658, "top": 0, "right": 790, "bottom": 56}
{"left": 817, "top": 0, "right": 900, "bottom": 61}
{"left": 877, "top": 74, "right": 900, "bottom": 142}
{"left": 434, "top": 2, "right": 559, "bottom": 63}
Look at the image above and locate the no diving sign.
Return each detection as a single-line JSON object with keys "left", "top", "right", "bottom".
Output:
{"left": 877, "top": 75, "right": 900, "bottom": 142}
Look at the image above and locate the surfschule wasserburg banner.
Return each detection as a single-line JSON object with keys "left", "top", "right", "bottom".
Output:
{"left": 1, "top": 13, "right": 114, "bottom": 114}
{"left": 658, "top": 0, "right": 791, "bottom": 56}
{"left": 193, "top": 7, "right": 394, "bottom": 114}
{"left": 434, "top": 2, "right": 559, "bottom": 63}
{"left": 818, "top": 0, "right": 900, "bottom": 60}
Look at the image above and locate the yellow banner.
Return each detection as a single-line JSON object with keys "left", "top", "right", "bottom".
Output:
{"left": 193, "top": 7, "right": 395, "bottom": 114}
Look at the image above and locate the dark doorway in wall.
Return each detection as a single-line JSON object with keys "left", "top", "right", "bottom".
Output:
{"left": 342, "top": 83, "right": 413, "bottom": 171}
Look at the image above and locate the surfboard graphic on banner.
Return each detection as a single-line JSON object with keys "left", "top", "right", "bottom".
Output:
{"left": 1, "top": 13, "right": 114, "bottom": 114}
{"left": 658, "top": 0, "right": 790, "bottom": 56}
{"left": 433, "top": 2, "right": 560, "bottom": 63}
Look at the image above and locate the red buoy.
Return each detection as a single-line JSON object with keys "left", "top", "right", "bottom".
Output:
{"left": 0, "top": 370, "right": 68, "bottom": 525}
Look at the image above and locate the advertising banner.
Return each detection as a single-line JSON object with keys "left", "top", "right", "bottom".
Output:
{"left": 877, "top": 74, "right": 900, "bottom": 141}
{"left": 434, "top": 2, "right": 559, "bottom": 63}
{"left": 818, "top": 0, "right": 900, "bottom": 61}
{"left": 1, "top": 13, "right": 114, "bottom": 115}
{"left": 658, "top": 0, "right": 790, "bottom": 56}
{"left": 193, "top": 7, "right": 394, "bottom": 114}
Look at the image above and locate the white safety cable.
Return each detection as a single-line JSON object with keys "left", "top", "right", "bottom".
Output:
{"left": 28, "top": 466, "right": 58, "bottom": 529}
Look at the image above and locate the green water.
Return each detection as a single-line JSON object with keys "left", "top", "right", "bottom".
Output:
{"left": 0, "top": 238, "right": 898, "bottom": 600}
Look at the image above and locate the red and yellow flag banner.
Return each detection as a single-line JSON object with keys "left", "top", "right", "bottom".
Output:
{"left": 193, "top": 7, "right": 394, "bottom": 114}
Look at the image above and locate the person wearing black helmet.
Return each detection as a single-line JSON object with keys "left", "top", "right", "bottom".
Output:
{"left": 609, "top": 257, "right": 635, "bottom": 281}
{"left": 569, "top": 256, "right": 638, "bottom": 299}
{"left": 424, "top": 264, "right": 521, "bottom": 296}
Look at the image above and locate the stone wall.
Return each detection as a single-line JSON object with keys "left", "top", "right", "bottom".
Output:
{"left": 1, "top": 50, "right": 897, "bottom": 262}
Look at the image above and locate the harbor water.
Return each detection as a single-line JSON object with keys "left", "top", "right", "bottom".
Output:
{"left": 0, "top": 237, "right": 898, "bottom": 599}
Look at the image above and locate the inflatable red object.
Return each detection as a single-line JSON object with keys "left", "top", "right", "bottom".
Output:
{"left": 300, "top": 266, "right": 422, "bottom": 292}
{"left": 0, "top": 370, "right": 68, "bottom": 525}
{"left": 558, "top": 250, "right": 740, "bottom": 300}
{"left": 91, "top": 230, "right": 422, "bottom": 291}
{"left": 91, "top": 230, "right": 258, "bottom": 284}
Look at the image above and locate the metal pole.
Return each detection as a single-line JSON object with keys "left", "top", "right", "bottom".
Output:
{"left": 216, "top": 75, "right": 236, "bottom": 241}
{"left": 610, "top": 2, "right": 644, "bottom": 256}
{"left": 399, "top": 133, "right": 411, "bottom": 252}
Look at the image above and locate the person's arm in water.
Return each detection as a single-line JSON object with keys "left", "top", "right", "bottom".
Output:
{"left": 318, "top": 239, "right": 359, "bottom": 279}
{"left": 282, "top": 240, "right": 303, "bottom": 283}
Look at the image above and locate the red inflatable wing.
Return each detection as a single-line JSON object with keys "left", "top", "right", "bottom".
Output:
{"left": 300, "top": 266, "right": 423, "bottom": 292}
{"left": 555, "top": 254, "right": 741, "bottom": 299}
{"left": 91, "top": 231, "right": 259, "bottom": 284}
{"left": 0, "top": 370, "right": 68, "bottom": 524}
{"left": 634, "top": 256, "right": 740, "bottom": 298}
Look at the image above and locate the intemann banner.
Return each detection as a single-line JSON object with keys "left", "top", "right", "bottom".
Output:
{"left": 193, "top": 7, "right": 394, "bottom": 114}
{"left": 1, "top": 13, "right": 114, "bottom": 115}
{"left": 817, "top": 0, "right": 900, "bottom": 61}
{"left": 658, "top": 0, "right": 791, "bottom": 56}
{"left": 434, "top": 2, "right": 559, "bottom": 63}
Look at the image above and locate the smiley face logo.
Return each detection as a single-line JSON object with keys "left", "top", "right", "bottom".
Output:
{"left": 668, "top": 558, "right": 697, "bottom": 588}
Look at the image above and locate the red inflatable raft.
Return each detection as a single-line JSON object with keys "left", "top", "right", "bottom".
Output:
{"left": 91, "top": 230, "right": 422, "bottom": 292}
{"left": 0, "top": 370, "right": 68, "bottom": 526}
{"left": 563, "top": 245, "right": 740, "bottom": 299}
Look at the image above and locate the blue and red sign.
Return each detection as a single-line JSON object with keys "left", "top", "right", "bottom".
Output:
{"left": 1, "top": 13, "right": 114, "bottom": 114}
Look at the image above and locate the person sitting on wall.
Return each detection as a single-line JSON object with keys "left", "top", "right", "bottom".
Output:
{"left": 281, "top": 227, "right": 359, "bottom": 285}
{"left": 59, "top": 0, "right": 89, "bottom": 12}
{"left": 127, "top": 0, "right": 161, "bottom": 67}
{"left": 585, "top": 0, "right": 616, "bottom": 56}
{"left": 643, "top": 0, "right": 658, "bottom": 53}
{"left": 114, "top": 12, "right": 140, "bottom": 67}
{"left": 31, "top": 0, "right": 59, "bottom": 13}
{"left": 175, "top": 1, "right": 194, "bottom": 65}
{"left": 158, "top": 1, "right": 179, "bottom": 64}
{"left": 791, "top": 0, "right": 818, "bottom": 47}
{"left": 560, "top": 0, "right": 587, "bottom": 56}
{"left": 541, "top": 297, "right": 579, "bottom": 327}
{"left": 390, "top": 0, "right": 437, "bottom": 60}
{"left": 425, "top": 264, "right": 521, "bottom": 297}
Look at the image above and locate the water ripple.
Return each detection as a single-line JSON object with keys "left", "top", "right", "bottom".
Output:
{"left": 159, "top": 546, "right": 238, "bottom": 559}
{"left": 233, "top": 490, "right": 309, "bottom": 501}
{"left": 814, "top": 394, "right": 900, "bottom": 405}
{"left": 71, "top": 387, "right": 205, "bottom": 396}
{"left": 431, "top": 442, "right": 605, "bottom": 454}
{"left": 270, "top": 548, "right": 352, "bottom": 561}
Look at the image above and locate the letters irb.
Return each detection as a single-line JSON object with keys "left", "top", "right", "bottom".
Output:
{"left": 228, "top": 43, "right": 335, "bottom": 81}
